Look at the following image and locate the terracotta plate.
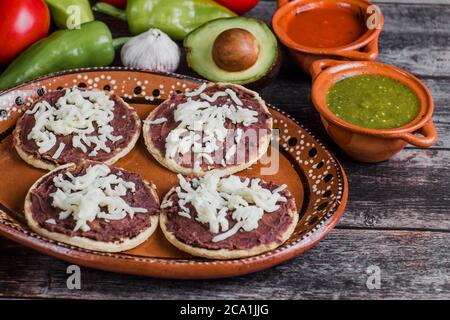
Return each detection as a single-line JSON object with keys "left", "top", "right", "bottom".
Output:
{"left": 0, "top": 68, "right": 348, "bottom": 279}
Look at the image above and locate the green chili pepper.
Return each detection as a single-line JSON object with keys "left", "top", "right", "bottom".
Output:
{"left": 93, "top": 0, "right": 236, "bottom": 40}
{"left": 46, "top": 0, "right": 94, "bottom": 29}
{"left": 0, "top": 21, "right": 129, "bottom": 91}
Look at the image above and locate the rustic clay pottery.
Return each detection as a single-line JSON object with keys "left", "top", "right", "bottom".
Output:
{"left": 272, "top": 0, "right": 383, "bottom": 74}
{"left": 0, "top": 68, "right": 348, "bottom": 279}
{"left": 310, "top": 59, "right": 437, "bottom": 162}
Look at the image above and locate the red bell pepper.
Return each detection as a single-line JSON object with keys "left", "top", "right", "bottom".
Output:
{"left": 214, "top": 0, "right": 259, "bottom": 14}
{"left": 0, "top": 0, "right": 50, "bottom": 65}
{"left": 101, "top": 0, "right": 127, "bottom": 8}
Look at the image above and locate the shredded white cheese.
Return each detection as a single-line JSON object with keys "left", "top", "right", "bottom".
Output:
{"left": 225, "top": 88, "right": 243, "bottom": 106}
{"left": 185, "top": 82, "right": 207, "bottom": 97}
{"left": 235, "top": 128, "right": 243, "bottom": 144}
{"left": 52, "top": 143, "right": 65, "bottom": 159}
{"left": 145, "top": 117, "right": 167, "bottom": 125}
{"left": 225, "top": 144, "right": 237, "bottom": 162}
{"left": 50, "top": 164, "right": 147, "bottom": 232}
{"left": 200, "top": 91, "right": 227, "bottom": 103}
{"left": 161, "top": 173, "right": 288, "bottom": 242}
{"left": 160, "top": 200, "right": 173, "bottom": 209}
{"left": 164, "top": 86, "right": 259, "bottom": 168}
{"left": 45, "top": 218, "right": 56, "bottom": 225}
{"left": 26, "top": 89, "right": 123, "bottom": 157}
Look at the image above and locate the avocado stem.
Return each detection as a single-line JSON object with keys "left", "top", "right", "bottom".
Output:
{"left": 92, "top": 2, "right": 127, "bottom": 21}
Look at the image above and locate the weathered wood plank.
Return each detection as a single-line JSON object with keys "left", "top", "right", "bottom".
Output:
{"left": 339, "top": 149, "right": 450, "bottom": 230}
{"left": 0, "top": 230, "right": 448, "bottom": 299}
{"left": 379, "top": 33, "right": 450, "bottom": 78}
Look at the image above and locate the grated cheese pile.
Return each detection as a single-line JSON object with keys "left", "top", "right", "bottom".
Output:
{"left": 153, "top": 84, "right": 260, "bottom": 169}
{"left": 26, "top": 89, "right": 123, "bottom": 159}
{"left": 50, "top": 164, "right": 147, "bottom": 232}
{"left": 164, "top": 173, "right": 288, "bottom": 242}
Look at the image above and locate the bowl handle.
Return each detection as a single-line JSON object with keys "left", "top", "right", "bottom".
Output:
{"left": 395, "top": 121, "right": 437, "bottom": 147}
{"left": 310, "top": 59, "right": 349, "bottom": 79}
{"left": 338, "top": 37, "right": 379, "bottom": 61}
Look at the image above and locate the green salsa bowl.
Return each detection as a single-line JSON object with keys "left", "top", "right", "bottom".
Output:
{"left": 310, "top": 59, "right": 436, "bottom": 162}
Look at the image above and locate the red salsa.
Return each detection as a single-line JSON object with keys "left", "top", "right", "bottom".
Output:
{"left": 286, "top": 7, "right": 366, "bottom": 48}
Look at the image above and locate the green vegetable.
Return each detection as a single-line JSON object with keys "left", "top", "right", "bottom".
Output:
{"left": 184, "top": 17, "right": 280, "bottom": 85}
{"left": 46, "top": 0, "right": 94, "bottom": 29}
{"left": 93, "top": 0, "right": 236, "bottom": 40}
{"left": 327, "top": 75, "right": 420, "bottom": 130}
{"left": 0, "top": 21, "right": 128, "bottom": 91}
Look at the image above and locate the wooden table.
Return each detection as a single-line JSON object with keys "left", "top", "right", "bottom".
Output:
{"left": 0, "top": 0, "right": 449, "bottom": 299}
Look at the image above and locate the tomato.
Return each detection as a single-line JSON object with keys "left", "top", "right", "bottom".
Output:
{"left": 0, "top": 0, "right": 50, "bottom": 65}
{"left": 215, "top": 0, "right": 259, "bottom": 14}
{"left": 102, "top": 0, "right": 127, "bottom": 8}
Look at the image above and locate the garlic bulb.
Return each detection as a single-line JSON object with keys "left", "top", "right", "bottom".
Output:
{"left": 121, "top": 29, "right": 180, "bottom": 72}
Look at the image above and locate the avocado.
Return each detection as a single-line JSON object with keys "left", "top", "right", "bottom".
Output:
{"left": 184, "top": 17, "right": 280, "bottom": 86}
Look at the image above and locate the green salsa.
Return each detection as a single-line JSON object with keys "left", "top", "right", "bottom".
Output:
{"left": 326, "top": 75, "right": 420, "bottom": 129}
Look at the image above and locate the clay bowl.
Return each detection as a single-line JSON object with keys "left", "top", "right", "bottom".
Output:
{"left": 272, "top": 0, "right": 383, "bottom": 74}
{"left": 310, "top": 59, "right": 437, "bottom": 163}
